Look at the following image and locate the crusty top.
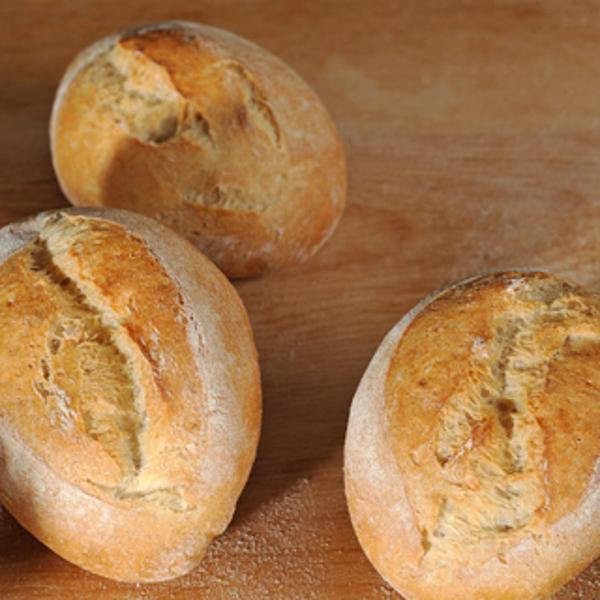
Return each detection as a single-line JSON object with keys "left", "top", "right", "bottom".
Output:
{"left": 0, "top": 213, "right": 203, "bottom": 508}
{"left": 0, "top": 209, "right": 261, "bottom": 581}
{"left": 386, "top": 271, "right": 600, "bottom": 564}
{"left": 345, "top": 271, "right": 600, "bottom": 599}
{"left": 50, "top": 22, "right": 347, "bottom": 277}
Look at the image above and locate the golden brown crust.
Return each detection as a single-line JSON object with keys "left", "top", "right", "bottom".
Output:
{"left": 0, "top": 208, "right": 261, "bottom": 582}
{"left": 344, "top": 271, "right": 600, "bottom": 599}
{"left": 50, "top": 21, "right": 347, "bottom": 278}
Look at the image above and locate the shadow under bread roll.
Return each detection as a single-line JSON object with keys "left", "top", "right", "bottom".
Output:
{"left": 50, "top": 21, "right": 347, "bottom": 279}
{"left": 0, "top": 208, "right": 261, "bottom": 582}
{"left": 345, "top": 271, "right": 600, "bottom": 599}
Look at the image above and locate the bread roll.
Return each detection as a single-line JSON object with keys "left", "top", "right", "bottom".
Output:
{"left": 0, "top": 208, "right": 261, "bottom": 582}
{"left": 344, "top": 271, "right": 600, "bottom": 599}
{"left": 49, "top": 21, "right": 346, "bottom": 279}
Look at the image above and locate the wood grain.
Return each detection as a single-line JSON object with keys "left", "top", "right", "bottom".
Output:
{"left": 1, "top": 1, "right": 599, "bottom": 597}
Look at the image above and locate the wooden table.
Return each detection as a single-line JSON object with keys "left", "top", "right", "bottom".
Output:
{"left": 1, "top": 1, "right": 600, "bottom": 597}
